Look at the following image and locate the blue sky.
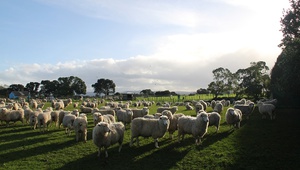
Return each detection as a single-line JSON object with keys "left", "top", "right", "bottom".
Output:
{"left": 0, "top": 0, "right": 290, "bottom": 93}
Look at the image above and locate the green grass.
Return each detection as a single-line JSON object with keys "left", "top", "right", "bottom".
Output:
{"left": 1, "top": 101, "right": 300, "bottom": 170}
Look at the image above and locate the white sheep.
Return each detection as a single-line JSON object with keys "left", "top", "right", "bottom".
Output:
{"left": 157, "top": 106, "right": 178, "bottom": 114}
{"left": 50, "top": 111, "right": 60, "bottom": 127}
{"left": 116, "top": 108, "right": 133, "bottom": 126}
{"left": 29, "top": 109, "right": 42, "bottom": 130}
{"left": 213, "top": 102, "right": 223, "bottom": 114}
{"left": 0, "top": 108, "right": 24, "bottom": 127}
{"left": 73, "top": 115, "right": 88, "bottom": 142}
{"left": 257, "top": 102, "right": 276, "bottom": 120}
{"left": 130, "top": 115, "right": 170, "bottom": 148}
{"left": 161, "top": 110, "right": 184, "bottom": 139}
{"left": 234, "top": 102, "right": 255, "bottom": 119}
{"left": 185, "top": 103, "right": 194, "bottom": 110}
{"left": 23, "top": 107, "right": 33, "bottom": 124}
{"left": 93, "top": 122, "right": 125, "bottom": 158}
{"left": 62, "top": 113, "right": 77, "bottom": 136}
{"left": 54, "top": 100, "right": 65, "bottom": 110}
{"left": 194, "top": 102, "right": 204, "bottom": 114}
{"left": 143, "top": 113, "right": 162, "bottom": 119}
{"left": 93, "top": 112, "right": 115, "bottom": 126}
{"left": 225, "top": 108, "right": 242, "bottom": 129}
{"left": 131, "top": 107, "right": 149, "bottom": 119}
{"left": 80, "top": 105, "right": 94, "bottom": 113}
{"left": 58, "top": 110, "right": 71, "bottom": 128}
{"left": 205, "top": 111, "right": 221, "bottom": 132}
{"left": 37, "top": 110, "right": 52, "bottom": 132}
{"left": 177, "top": 112, "right": 209, "bottom": 145}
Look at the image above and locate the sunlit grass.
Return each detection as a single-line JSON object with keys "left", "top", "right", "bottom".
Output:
{"left": 0, "top": 100, "right": 299, "bottom": 169}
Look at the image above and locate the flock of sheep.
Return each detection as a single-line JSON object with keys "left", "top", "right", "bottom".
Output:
{"left": 0, "top": 97, "right": 277, "bottom": 158}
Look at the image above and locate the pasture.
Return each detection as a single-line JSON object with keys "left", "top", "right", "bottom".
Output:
{"left": 0, "top": 100, "right": 300, "bottom": 170}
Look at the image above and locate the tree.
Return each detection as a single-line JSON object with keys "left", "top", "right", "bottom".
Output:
{"left": 8, "top": 84, "right": 25, "bottom": 92}
{"left": 57, "top": 76, "right": 87, "bottom": 97}
{"left": 26, "top": 82, "right": 40, "bottom": 97}
{"left": 196, "top": 88, "right": 209, "bottom": 94}
{"left": 140, "top": 89, "right": 154, "bottom": 96}
{"left": 207, "top": 67, "right": 233, "bottom": 98}
{"left": 237, "top": 61, "right": 270, "bottom": 100}
{"left": 40, "top": 80, "right": 59, "bottom": 97}
{"left": 270, "top": 0, "right": 300, "bottom": 106}
{"left": 92, "top": 78, "right": 116, "bottom": 96}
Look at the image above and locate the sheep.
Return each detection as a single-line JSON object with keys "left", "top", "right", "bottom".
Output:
{"left": 63, "top": 98, "right": 72, "bottom": 107}
{"left": 93, "top": 122, "right": 125, "bottom": 158}
{"left": 199, "top": 100, "right": 207, "bottom": 111}
{"left": 156, "top": 106, "right": 178, "bottom": 114}
{"left": 37, "top": 110, "right": 52, "bottom": 132}
{"left": 194, "top": 102, "right": 204, "bottom": 114}
{"left": 116, "top": 108, "right": 133, "bottom": 126}
{"left": 198, "top": 111, "right": 221, "bottom": 132}
{"left": 185, "top": 103, "right": 194, "bottom": 110}
{"left": 73, "top": 102, "right": 79, "bottom": 108}
{"left": 97, "top": 109, "right": 116, "bottom": 117}
{"left": 93, "top": 112, "right": 115, "bottom": 126}
{"left": 161, "top": 110, "right": 184, "bottom": 139}
{"left": 58, "top": 110, "right": 71, "bottom": 128}
{"left": 177, "top": 112, "right": 209, "bottom": 145}
{"left": 37, "top": 103, "right": 45, "bottom": 109}
{"left": 23, "top": 107, "right": 33, "bottom": 124}
{"left": 30, "top": 99, "right": 38, "bottom": 110}
{"left": 62, "top": 113, "right": 77, "bottom": 136}
{"left": 131, "top": 107, "right": 149, "bottom": 119}
{"left": 73, "top": 114, "right": 88, "bottom": 142}
{"left": 234, "top": 102, "right": 255, "bottom": 119}
{"left": 213, "top": 102, "right": 223, "bottom": 114}
{"left": 54, "top": 100, "right": 65, "bottom": 110}
{"left": 29, "top": 109, "right": 42, "bottom": 130}
{"left": 80, "top": 105, "right": 94, "bottom": 113}
{"left": 0, "top": 108, "right": 24, "bottom": 127}
{"left": 130, "top": 115, "right": 170, "bottom": 148}
{"left": 225, "top": 108, "right": 242, "bottom": 129}
{"left": 261, "top": 99, "right": 278, "bottom": 106}
{"left": 50, "top": 111, "right": 60, "bottom": 127}
{"left": 143, "top": 113, "right": 162, "bottom": 119}
{"left": 257, "top": 102, "right": 276, "bottom": 120}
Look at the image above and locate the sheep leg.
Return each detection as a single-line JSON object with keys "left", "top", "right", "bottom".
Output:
{"left": 154, "top": 139, "right": 159, "bottom": 148}
{"left": 97, "top": 148, "right": 101, "bottom": 157}
{"left": 105, "top": 148, "right": 108, "bottom": 158}
{"left": 118, "top": 144, "right": 122, "bottom": 152}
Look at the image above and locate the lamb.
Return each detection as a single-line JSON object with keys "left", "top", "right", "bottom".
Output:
{"left": 130, "top": 115, "right": 170, "bottom": 148}
{"left": 161, "top": 110, "right": 184, "bottom": 139}
{"left": 156, "top": 106, "right": 178, "bottom": 114}
{"left": 131, "top": 107, "right": 149, "bottom": 119}
{"left": 177, "top": 112, "right": 209, "bottom": 145}
{"left": 198, "top": 111, "right": 221, "bottom": 132}
{"left": 234, "top": 102, "right": 255, "bottom": 119}
{"left": 93, "top": 122, "right": 125, "bottom": 158}
{"left": 37, "top": 110, "right": 52, "bottom": 132}
{"left": 116, "top": 108, "right": 133, "bottom": 126}
{"left": 0, "top": 108, "right": 24, "bottom": 127}
{"left": 62, "top": 113, "right": 77, "bottom": 136}
{"left": 73, "top": 114, "right": 88, "bottom": 142}
{"left": 213, "top": 102, "right": 223, "bottom": 114}
{"left": 257, "top": 102, "right": 276, "bottom": 120}
{"left": 225, "top": 108, "right": 242, "bottom": 129}
{"left": 93, "top": 112, "right": 115, "bottom": 126}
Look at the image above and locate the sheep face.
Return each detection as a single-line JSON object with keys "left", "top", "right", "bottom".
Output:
{"left": 159, "top": 115, "right": 170, "bottom": 126}
{"left": 198, "top": 112, "right": 209, "bottom": 123}
{"left": 97, "top": 122, "right": 111, "bottom": 134}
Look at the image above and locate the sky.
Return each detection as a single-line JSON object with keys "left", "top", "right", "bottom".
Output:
{"left": 0, "top": 0, "right": 291, "bottom": 94}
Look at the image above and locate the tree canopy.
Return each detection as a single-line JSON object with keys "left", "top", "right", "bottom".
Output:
{"left": 91, "top": 78, "right": 116, "bottom": 96}
{"left": 270, "top": 0, "right": 300, "bottom": 106}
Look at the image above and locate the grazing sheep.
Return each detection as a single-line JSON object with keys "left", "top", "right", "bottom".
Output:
{"left": 116, "top": 108, "right": 133, "bottom": 126}
{"left": 93, "top": 112, "right": 115, "bottom": 126}
{"left": 93, "top": 122, "right": 125, "bottom": 158}
{"left": 131, "top": 107, "right": 150, "bottom": 119}
{"left": 73, "top": 115, "right": 88, "bottom": 142}
{"left": 225, "top": 108, "right": 242, "bottom": 129}
{"left": 97, "top": 109, "right": 116, "bottom": 117}
{"left": 257, "top": 102, "right": 276, "bottom": 120}
{"left": 234, "top": 102, "right": 255, "bottom": 119}
{"left": 185, "top": 103, "right": 194, "bottom": 110}
{"left": 130, "top": 115, "right": 170, "bottom": 148}
{"left": 213, "top": 102, "right": 223, "bottom": 114}
{"left": 73, "top": 102, "right": 79, "bottom": 108}
{"left": 58, "top": 110, "right": 71, "bottom": 128}
{"left": 198, "top": 111, "right": 221, "bottom": 132}
{"left": 63, "top": 98, "right": 72, "bottom": 107}
{"left": 0, "top": 108, "right": 24, "bottom": 127}
{"left": 161, "top": 110, "right": 184, "bottom": 139}
{"left": 80, "top": 105, "right": 94, "bottom": 113}
{"left": 62, "top": 113, "right": 77, "bottom": 135}
{"left": 37, "top": 111, "right": 52, "bottom": 132}
{"left": 157, "top": 106, "right": 178, "bottom": 114}
{"left": 177, "top": 112, "right": 209, "bottom": 145}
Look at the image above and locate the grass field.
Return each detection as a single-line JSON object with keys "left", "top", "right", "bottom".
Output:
{"left": 0, "top": 101, "right": 300, "bottom": 170}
